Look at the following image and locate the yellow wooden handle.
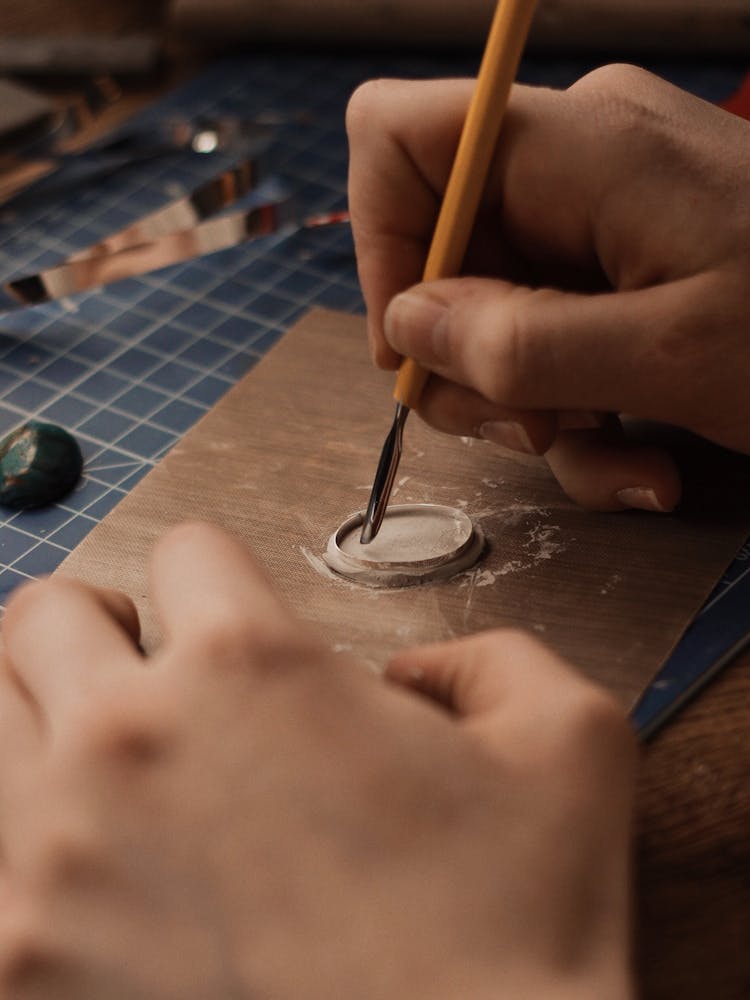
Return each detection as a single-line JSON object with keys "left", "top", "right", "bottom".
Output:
{"left": 393, "top": 0, "right": 538, "bottom": 408}
{"left": 394, "top": 356, "right": 430, "bottom": 409}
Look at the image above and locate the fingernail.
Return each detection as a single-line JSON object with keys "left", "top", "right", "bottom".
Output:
{"left": 616, "top": 487, "right": 668, "bottom": 512}
{"left": 479, "top": 420, "right": 537, "bottom": 455}
{"left": 385, "top": 291, "right": 449, "bottom": 363}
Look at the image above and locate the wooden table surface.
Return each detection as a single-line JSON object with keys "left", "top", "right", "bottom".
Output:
{"left": 636, "top": 656, "right": 750, "bottom": 998}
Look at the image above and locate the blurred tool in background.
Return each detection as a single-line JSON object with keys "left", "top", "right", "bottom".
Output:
{"left": 168, "top": 0, "right": 750, "bottom": 54}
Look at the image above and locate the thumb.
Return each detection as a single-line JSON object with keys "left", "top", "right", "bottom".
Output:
{"left": 386, "top": 629, "right": 576, "bottom": 718}
{"left": 385, "top": 629, "right": 630, "bottom": 763}
{"left": 383, "top": 275, "right": 704, "bottom": 423}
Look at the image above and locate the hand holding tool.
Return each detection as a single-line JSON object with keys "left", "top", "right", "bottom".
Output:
{"left": 360, "top": 0, "right": 539, "bottom": 544}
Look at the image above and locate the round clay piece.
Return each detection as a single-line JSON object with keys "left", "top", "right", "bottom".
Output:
{"left": 324, "top": 504, "right": 484, "bottom": 587}
{"left": 0, "top": 420, "right": 83, "bottom": 509}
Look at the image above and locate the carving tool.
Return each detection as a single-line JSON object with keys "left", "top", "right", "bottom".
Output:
{"left": 360, "top": 0, "right": 539, "bottom": 544}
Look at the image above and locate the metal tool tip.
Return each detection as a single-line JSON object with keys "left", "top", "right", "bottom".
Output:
{"left": 359, "top": 403, "right": 409, "bottom": 545}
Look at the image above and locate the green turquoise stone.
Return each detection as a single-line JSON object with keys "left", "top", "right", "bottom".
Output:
{"left": 0, "top": 421, "right": 82, "bottom": 509}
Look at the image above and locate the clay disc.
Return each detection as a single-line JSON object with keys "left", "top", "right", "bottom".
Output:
{"left": 323, "top": 503, "right": 484, "bottom": 587}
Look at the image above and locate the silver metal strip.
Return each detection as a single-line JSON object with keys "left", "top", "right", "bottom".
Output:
{"left": 0, "top": 198, "right": 296, "bottom": 310}
{"left": 68, "top": 158, "right": 266, "bottom": 263}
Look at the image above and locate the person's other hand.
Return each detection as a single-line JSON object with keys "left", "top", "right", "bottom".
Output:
{"left": 0, "top": 522, "right": 635, "bottom": 1000}
{"left": 347, "top": 66, "right": 750, "bottom": 511}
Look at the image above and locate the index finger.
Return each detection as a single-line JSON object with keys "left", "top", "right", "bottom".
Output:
{"left": 346, "top": 78, "right": 475, "bottom": 367}
{"left": 2, "top": 579, "right": 142, "bottom": 734}
{"left": 385, "top": 629, "right": 635, "bottom": 778}
{"left": 149, "top": 521, "right": 294, "bottom": 653}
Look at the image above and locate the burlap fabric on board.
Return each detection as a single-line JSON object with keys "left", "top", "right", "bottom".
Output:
{"left": 58, "top": 308, "right": 750, "bottom": 709}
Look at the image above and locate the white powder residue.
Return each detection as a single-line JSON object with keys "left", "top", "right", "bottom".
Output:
{"left": 507, "top": 502, "right": 550, "bottom": 523}
{"left": 524, "top": 523, "right": 565, "bottom": 562}
{"left": 299, "top": 544, "right": 427, "bottom": 597}
{"left": 496, "top": 558, "right": 526, "bottom": 575}
{"left": 458, "top": 566, "right": 481, "bottom": 620}
{"left": 456, "top": 506, "right": 568, "bottom": 596}
{"left": 481, "top": 479, "right": 501, "bottom": 489}
{"left": 469, "top": 569, "right": 498, "bottom": 588}
{"left": 300, "top": 545, "right": 341, "bottom": 581}
{"left": 599, "top": 572, "right": 622, "bottom": 596}
{"left": 391, "top": 475, "right": 412, "bottom": 499}
{"left": 300, "top": 545, "right": 380, "bottom": 596}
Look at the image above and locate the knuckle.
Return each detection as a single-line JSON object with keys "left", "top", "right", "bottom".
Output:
{"left": 31, "top": 827, "right": 103, "bottom": 891}
{"left": 5, "top": 578, "right": 105, "bottom": 639}
{"left": 490, "top": 625, "right": 535, "bottom": 647}
{"left": 0, "top": 921, "right": 65, "bottom": 993}
{"left": 156, "top": 519, "right": 218, "bottom": 559}
{"left": 477, "top": 290, "right": 543, "bottom": 405}
{"left": 571, "top": 62, "right": 654, "bottom": 99}
{"left": 64, "top": 694, "right": 173, "bottom": 767}
{"left": 188, "top": 605, "right": 314, "bottom": 680}
{"left": 194, "top": 620, "right": 322, "bottom": 684}
{"left": 458, "top": 627, "right": 541, "bottom": 663}
{"left": 650, "top": 305, "right": 705, "bottom": 368}
{"left": 190, "top": 611, "right": 260, "bottom": 668}
{"left": 471, "top": 628, "right": 636, "bottom": 772}
{"left": 569, "top": 64, "right": 674, "bottom": 152}
{"left": 4, "top": 577, "right": 62, "bottom": 629}
{"left": 472, "top": 627, "right": 528, "bottom": 659}
{"left": 558, "top": 686, "right": 636, "bottom": 769}
{"left": 650, "top": 323, "right": 688, "bottom": 369}
{"left": 345, "top": 78, "right": 394, "bottom": 140}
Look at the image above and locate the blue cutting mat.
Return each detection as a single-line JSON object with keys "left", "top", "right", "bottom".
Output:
{"left": 0, "top": 50, "right": 745, "bottom": 638}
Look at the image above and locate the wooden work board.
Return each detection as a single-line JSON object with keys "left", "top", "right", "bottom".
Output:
{"left": 56, "top": 307, "right": 750, "bottom": 710}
